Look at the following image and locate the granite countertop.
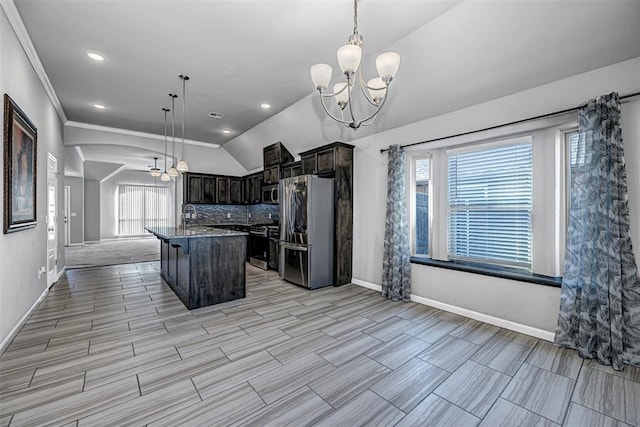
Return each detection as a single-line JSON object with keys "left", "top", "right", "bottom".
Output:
{"left": 145, "top": 226, "right": 248, "bottom": 239}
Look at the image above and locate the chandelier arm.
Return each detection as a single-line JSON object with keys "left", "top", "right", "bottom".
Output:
{"left": 320, "top": 83, "right": 349, "bottom": 98}
{"left": 356, "top": 68, "right": 379, "bottom": 106}
{"left": 346, "top": 74, "right": 358, "bottom": 126}
{"left": 319, "top": 92, "right": 354, "bottom": 126}
{"left": 354, "top": 90, "right": 389, "bottom": 129}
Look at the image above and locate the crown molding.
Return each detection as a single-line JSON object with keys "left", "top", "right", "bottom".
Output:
{"left": 0, "top": 0, "right": 67, "bottom": 123}
{"left": 65, "top": 121, "right": 221, "bottom": 149}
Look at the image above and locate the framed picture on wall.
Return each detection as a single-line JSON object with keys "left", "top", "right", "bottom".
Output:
{"left": 3, "top": 94, "right": 38, "bottom": 233}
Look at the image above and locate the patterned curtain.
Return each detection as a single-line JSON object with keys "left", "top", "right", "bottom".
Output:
{"left": 382, "top": 145, "right": 411, "bottom": 301}
{"left": 555, "top": 92, "right": 640, "bottom": 370}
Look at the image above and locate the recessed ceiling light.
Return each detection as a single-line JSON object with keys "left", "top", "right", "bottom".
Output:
{"left": 208, "top": 112, "right": 224, "bottom": 119}
{"left": 260, "top": 103, "right": 271, "bottom": 109}
{"left": 91, "top": 103, "right": 107, "bottom": 110}
{"left": 222, "top": 129, "right": 231, "bottom": 134}
{"left": 86, "top": 51, "right": 105, "bottom": 62}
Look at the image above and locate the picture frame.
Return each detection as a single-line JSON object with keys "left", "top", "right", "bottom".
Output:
{"left": 3, "top": 94, "right": 37, "bottom": 233}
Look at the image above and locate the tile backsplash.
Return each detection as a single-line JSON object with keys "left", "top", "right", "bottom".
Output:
{"left": 185, "top": 204, "right": 278, "bottom": 226}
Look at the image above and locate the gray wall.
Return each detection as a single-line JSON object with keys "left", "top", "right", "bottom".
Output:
{"left": 0, "top": 5, "right": 66, "bottom": 347}
{"left": 64, "top": 176, "right": 84, "bottom": 244}
{"left": 84, "top": 179, "right": 101, "bottom": 242}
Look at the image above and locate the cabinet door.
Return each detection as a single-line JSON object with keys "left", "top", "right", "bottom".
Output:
{"left": 251, "top": 176, "right": 262, "bottom": 203}
{"left": 291, "top": 164, "right": 302, "bottom": 176}
{"left": 216, "top": 177, "right": 230, "bottom": 203}
{"left": 301, "top": 154, "right": 317, "bottom": 175}
{"left": 317, "top": 149, "right": 335, "bottom": 173}
{"left": 264, "top": 146, "right": 281, "bottom": 167}
{"left": 242, "top": 177, "right": 251, "bottom": 204}
{"left": 202, "top": 177, "right": 216, "bottom": 203}
{"left": 187, "top": 175, "right": 203, "bottom": 203}
{"left": 229, "top": 178, "right": 242, "bottom": 204}
{"left": 270, "top": 166, "right": 280, "bottom": 184}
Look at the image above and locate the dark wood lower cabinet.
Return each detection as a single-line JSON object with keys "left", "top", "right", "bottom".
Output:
{"left": 158, "top": 236, "right": 246, "bottom": 309}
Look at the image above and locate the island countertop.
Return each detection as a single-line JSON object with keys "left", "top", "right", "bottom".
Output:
{"left": 145, "top": 226, "right": 248, "bottom": 240}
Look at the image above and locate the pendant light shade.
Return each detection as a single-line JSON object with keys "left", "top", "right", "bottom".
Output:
{"left": 161, "top": 172, "right": 171, "bottom": 181}
{"left": 176, "top": 74, "right": 190, "bottom": 173}
{"left": 310, "top": 64, "right": 332, "bottom": 91}
{"left": 376, "top": 52, "right": 400, "bottom": 82}
{"left": 367, "top": 77, "right": 387, "bottom": 104}
{"left": 337, "top": 44, "right": 362, "bottom": 74}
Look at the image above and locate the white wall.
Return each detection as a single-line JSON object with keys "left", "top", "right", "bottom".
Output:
{"left": 100, "top": 169, "right": 174, "bottom": 239}
{"left": 351, "top": 58, "right": 640, "bottom": 333}
{"left": 84, "top": 179, "right": 100, "bottom": 241}
{"left": 0, "top": 6, "right": 66, "bottom": 347}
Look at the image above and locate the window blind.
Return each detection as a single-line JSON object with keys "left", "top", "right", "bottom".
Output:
{"left": 118, "top": 184, "right": 171, "bottom": 236}
{"left": 447, "top": 142, "right": 533, "bottom": 269}
{"left": 414, "top": 158, "right": 430, "bottom": 256}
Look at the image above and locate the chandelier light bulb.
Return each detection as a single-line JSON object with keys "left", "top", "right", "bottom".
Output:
{"left": 334, "top": 82, "right": 350, "bottom": 108}
{"left": 376, "top": 52, "right": 401, "bottom": 82}
{"left": 337, "top": 44, "right": 362, "bottom": 74}
{"left": 367, "top": 77, "right": 387, "bottom": 104}
{"left": 310, "top": 64, "right": 333, "bottom": 91}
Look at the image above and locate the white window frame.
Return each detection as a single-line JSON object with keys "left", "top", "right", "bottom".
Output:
{"left": 446, "top": 136, "right": 534, "bottom": 270}
{"left": 408, "top": 153, "right": 433, "bottom": 257}
{"left": 407, "top": 118, "right": 576, "bottom": 279}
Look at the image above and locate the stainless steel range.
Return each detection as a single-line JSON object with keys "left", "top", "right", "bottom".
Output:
{"left": 248, "top": 225, "right": 269, "bottom": 270}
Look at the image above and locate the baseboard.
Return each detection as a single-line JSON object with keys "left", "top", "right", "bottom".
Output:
{"left": 351, "top": 278, "right": 555, "bottom": 342}
{"left": 0, "top": 286, "right": 49, "bottom": 356}
{"left": 67, "top": 243, "right": 84, "bottom": 247}
{"left": 55, "top": 266, "right": 66, "bottom": 283}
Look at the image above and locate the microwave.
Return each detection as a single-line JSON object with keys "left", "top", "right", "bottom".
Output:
{"left": 262, "top": 184, "right": 278, "bottom": 204}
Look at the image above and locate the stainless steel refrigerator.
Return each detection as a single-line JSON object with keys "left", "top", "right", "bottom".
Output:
{"left": 279, "top": 175, "right": 334, "bottom": 289}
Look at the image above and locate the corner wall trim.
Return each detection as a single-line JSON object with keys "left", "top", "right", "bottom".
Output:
{"left": 55, "top": 266, "right": 66, "bottom": 283}
{"left": 0, "top": 286, "right": 49, "bottom": 356}
{"left": 351, "top": 278, "right": 555, "bottom": 342}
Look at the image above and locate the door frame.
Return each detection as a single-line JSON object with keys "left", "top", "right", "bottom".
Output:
{"left": 47, "top": 153, "right": 58, "bottom": 287}
{"left": 64, "top": 185, "right": 71, "bottom": 247}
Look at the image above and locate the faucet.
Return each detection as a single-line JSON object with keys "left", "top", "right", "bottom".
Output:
{"left": 182, "top": 204, "right": 197, "bottom": 230}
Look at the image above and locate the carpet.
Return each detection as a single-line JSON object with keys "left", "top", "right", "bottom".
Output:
{"left": 65, "top": 237, "right": 160, "bottom": 269}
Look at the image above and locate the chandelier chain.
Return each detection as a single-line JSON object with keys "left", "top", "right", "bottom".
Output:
{"left": 353, "top": 0, "right": 358, "bottom": 35}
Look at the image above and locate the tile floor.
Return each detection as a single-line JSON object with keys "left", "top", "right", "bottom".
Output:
{"left": 1, "top": 262, "right": 639, "bottom": 426}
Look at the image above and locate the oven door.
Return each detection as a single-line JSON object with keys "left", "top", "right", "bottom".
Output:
{"left": 280, "top": 242, "right": 309, "bottom": 287}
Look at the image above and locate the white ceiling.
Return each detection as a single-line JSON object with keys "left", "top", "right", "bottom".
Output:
{"left": 12, "top": 0, "right": 640, "bottom": 173}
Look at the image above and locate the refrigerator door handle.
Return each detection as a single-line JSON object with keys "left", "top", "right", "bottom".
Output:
{"left": 280, "top": 242, "right": 308, "bottom": 251}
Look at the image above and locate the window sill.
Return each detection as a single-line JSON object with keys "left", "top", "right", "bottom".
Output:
{"left": 410, "top": 257, "right": 562, "bottom": 288}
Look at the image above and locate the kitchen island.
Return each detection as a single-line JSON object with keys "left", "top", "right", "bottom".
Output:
{"left": 146, "top": 226, "right": 247, "bottom": 309}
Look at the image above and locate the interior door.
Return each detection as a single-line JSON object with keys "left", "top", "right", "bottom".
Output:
{"left": 64, "top": 185, "right": 70, "bottom": 246}
{"left": 47, "top": 153, "right": 58, "bottom": 286}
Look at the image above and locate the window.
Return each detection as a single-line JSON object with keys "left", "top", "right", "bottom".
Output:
{"left": 413, "top": 157, "right": 431, "bottom": 256}
{"left": 447, "top": 140, "right": 533, "bottom": 270}
{"left": 118, "top": 184, "right": 171, "bottom": 236}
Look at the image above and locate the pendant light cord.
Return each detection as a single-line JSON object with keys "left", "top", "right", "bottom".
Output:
{"left": 180, "top": 75, "right": 189, "bottom": 160}
{"left": 353, "top": 0, "right": 358, "bottom": 35}
{"left": 169, "top": 94, "right": 177, "bottom": 165}
{"left": 162, "top": 108, "right": 169, "bottom": 171}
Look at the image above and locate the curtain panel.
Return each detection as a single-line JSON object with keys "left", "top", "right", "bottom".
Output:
{"left": 555, "top": 92, "right": 640, "bottom": 370}
{"left": 382, "top": 145, "right": 411, "bottom": 301}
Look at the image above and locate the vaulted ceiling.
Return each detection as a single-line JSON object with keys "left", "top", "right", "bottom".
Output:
{"left": 12, "top": 0, "right": 640, "bottom": 174}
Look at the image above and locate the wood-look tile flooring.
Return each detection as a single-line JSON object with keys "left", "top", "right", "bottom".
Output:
{"left": 1, "top": 262, "right": 639, "bottom": 426}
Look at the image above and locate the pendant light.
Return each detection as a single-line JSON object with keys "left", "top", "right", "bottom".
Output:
{"left": 150, "top": 157, "right": 161, "bottom": 177}
{"left": 160, "top": 108, "right": 171, "bottom": 182}
{"left": 167, "top": 93, "right": 179, "bottom": 177}
{"left": 176, "top": 74, "right": 190, "bottom": 172}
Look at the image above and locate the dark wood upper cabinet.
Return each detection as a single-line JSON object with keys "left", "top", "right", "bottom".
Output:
{"left": 216, "top": 177, "right": 230, "bottom": 204}
{"left": 186, "top": 174, "right": 204, "bottom": 204}
{"left": 281, "top": 161, "right": 301, "bottom": 179}
{"left": 301, "top": 154, "right": 317, "bottom": 175}
{"left": 229, "top": 178, "right": 242, "bottom": 204}
{"left": 263, "top": 141, "right": 294, "bottom": 167}
{"left": 202, "top": 176, "right": 216, "bottom": 203}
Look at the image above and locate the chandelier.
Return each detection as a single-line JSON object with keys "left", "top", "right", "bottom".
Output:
{"left": 150, "top": 157, "right": 161, "bottom": 177}
{"left": 310, "top": 0, "right": 400, "bottom": 130}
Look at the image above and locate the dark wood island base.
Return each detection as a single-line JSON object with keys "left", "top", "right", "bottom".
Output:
{"left": 146, "top": 226, "right": 247, "bottom": 309}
